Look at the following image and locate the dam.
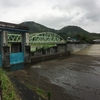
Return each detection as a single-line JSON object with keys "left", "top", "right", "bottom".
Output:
{"left": 0, "top": 21, "right": 67, "bottom": 67}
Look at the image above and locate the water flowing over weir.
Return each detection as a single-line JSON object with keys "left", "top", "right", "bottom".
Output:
{"left": 76, "top": 44, "right": 100, "bottom": 56}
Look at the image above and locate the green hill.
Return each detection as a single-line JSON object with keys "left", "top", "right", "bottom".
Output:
{"left": 57, "top": 26, "right": 90, "bottom": 39}
{"left": 20, "top": 21, "right": 56, "bottom": 33}
{"left": 20, "top": 21, "right": 100, "bottom": 41}
{"left": 58, "top": 26, "right": 89, "bottom": 34}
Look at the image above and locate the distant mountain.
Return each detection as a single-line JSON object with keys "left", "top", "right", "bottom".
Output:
{"left": 58, "top": 26, "right": 89, "bottom": 34}
{"left": 20, "top": 21, "right": 100, "bottom": 40}
{"left": 57, "top": 26, "right": 90, "bottom": 39}
{"left": 20, "top": 21, "right": 56, "bottom": 33}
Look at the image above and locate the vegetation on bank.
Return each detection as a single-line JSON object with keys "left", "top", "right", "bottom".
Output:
{"left": 25, "top": 83, "right": 46, "bottom": 99}
{"left": 74, "top": 33, "right": 94, "bottom": 43}
{"left": 25, "top": 83, "right": 52, "bottom": 100}
{"left": 0, "top": 68, "right": 52, "bottom": 100}
{"left": 0, "top": 68, "right": 20, "bottom": 100}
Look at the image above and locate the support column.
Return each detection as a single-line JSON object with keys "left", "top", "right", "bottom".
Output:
{"left": 57, "top": 44, "right": 60, "bottom": 53}
{"left": 1, "top": 31, "right": 10, "bottom": 67}
{"left": 42, "top": 48, "right": 46, "bottom": 55}
{"left": 65, "top": 44, "right": 67, "bottom": 51}
{"left": 22, "top": 33, "right": 31, "bottom": 63}
{"left": 47, "top": 48, "right": 50, "bottom": 54}
{"left": 54, "top": 46, "right": 58, "bottom": 53}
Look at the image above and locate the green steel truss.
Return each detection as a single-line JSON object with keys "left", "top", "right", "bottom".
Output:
{"left": 8, "top": 32, "right": 66, "bottom": 44}
{"left": 29, "top": 32, "right": 65, "bottom": 44}
{"left": 8, "top": 34, "right": 21, "bottom": 42}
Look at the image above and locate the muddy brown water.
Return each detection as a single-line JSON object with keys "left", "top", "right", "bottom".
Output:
{"left": 9, "top": 55, "right": 100, "bottom": 100}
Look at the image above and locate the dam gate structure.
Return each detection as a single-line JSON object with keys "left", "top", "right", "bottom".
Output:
{"left": 0, "top": 21, "right": 70, "bottom": 68}
{"left": 0, "top": 21, "right": 31, "bottom": 67}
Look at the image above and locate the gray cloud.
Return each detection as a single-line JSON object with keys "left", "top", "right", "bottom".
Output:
{"left": 72, "top": 0, "right": 100, "bottom": 21}
{"left": 0, "top": 0, "right": 100, "bottom": 32}
{"left": 39, "top": 16, "right": 72, "bottom": 29}
{"left": 0, "top": 0, "right": 32, "bottom": 8}
{"left": 0, "top": 0, "right": 20, "bottom": 7}
{"left": 40, "top": 0, "right": 100, "bottom": 32}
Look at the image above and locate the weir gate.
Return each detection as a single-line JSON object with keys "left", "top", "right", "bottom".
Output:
{"left": 0, "top": 21, "right": 67, "bottom": 67}
{"left": 0, "top": 21, "right": 31, "bottom": 67}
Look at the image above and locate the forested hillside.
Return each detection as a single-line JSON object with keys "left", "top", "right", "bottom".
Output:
{"left": 20, "top": 21, "right": 56, "bottom": 33}
{"left": 20, "top": 21, "right": 100, "bottom": 42}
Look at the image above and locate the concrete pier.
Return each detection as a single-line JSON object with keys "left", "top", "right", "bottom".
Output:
{"left": 0, "top": 31, "right": 10, "bottom": 67}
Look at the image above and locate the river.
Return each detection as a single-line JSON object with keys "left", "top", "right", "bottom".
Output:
{"left": 9, "top": 55, "right": 100, "bottom": 100}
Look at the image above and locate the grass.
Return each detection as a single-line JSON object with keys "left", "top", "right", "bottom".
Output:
{"left": 0, "top": 68, "right": 52, "bottom": 100}
{"left": 25, "top": 83, "right": 47, "bottom": 99}
{"left": 25, "top": 83, "right": 52, "bottom": 100}
{"left": 0, "top": 68, "right": 21, "bottom": 100}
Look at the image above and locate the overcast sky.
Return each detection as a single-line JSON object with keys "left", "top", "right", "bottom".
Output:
{"left": 0, "top": 0, "right": 100, "bottom": 33}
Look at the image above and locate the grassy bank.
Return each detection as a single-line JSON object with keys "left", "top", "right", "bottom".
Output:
{"left": 25, "top": 83, "right": 52, "bottom": 100}
{"left": 0, "top": 68, "right": 20, "bottom": 100}
{"left": 25, "top": 83, "right": 47, "bottom": 99}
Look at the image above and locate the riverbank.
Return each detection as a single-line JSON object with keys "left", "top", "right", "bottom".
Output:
{"left": 0, "top": 68, "right": 21, "bottom": 100}
{"left": 8, "top": 68, "right": 73, "bottom": 100}
{"left": 0, "top": 68, "right": 46, "bottom": 100}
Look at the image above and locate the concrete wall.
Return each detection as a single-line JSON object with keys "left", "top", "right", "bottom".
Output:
{"left": 31, "top": 51, "right": 70, "bottom": 64}
{"left": 57, "top": 44, "right": 67, "bottom": 52}
{"left": 66, "top": 43, "right": 90, "bottom": 54}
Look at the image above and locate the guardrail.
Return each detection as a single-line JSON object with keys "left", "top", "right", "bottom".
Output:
{"left": 0, "top": 80, "right": 2, "bottom": 100}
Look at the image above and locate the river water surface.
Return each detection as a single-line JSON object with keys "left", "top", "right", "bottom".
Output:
{"left": 30, "top": 55, "right": 100, "bottom": 100}
{"left": 9, "top": 55, "right": 100, "bottom": 100}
